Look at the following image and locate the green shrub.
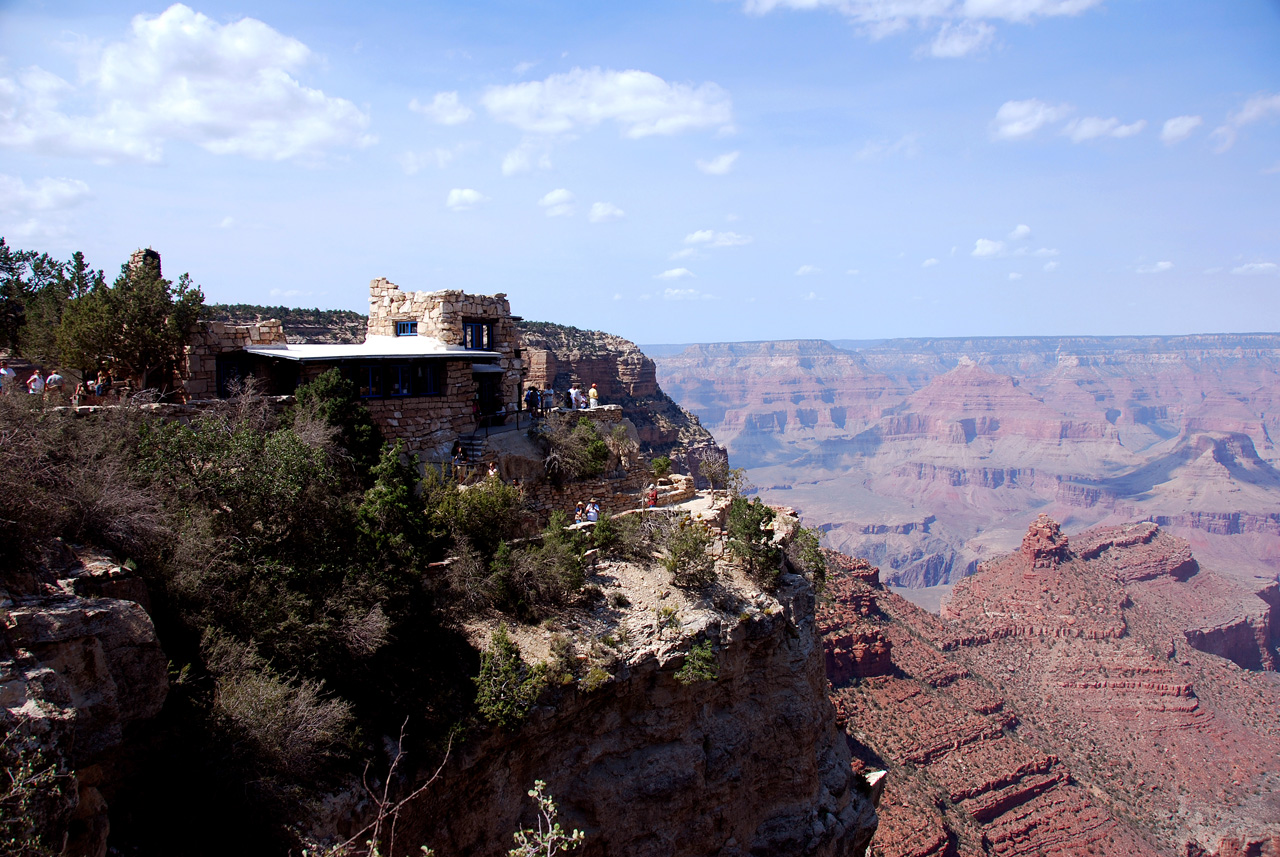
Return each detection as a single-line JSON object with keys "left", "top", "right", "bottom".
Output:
{"left": 726, "top": 497, "right": 782, "bottom": 587}
{"left": 649, "top": 455, "right": 671, "bottom": 481}
{"left": 508, "top": 780, "right": 584, "bottom": 857}
{"left": 579, "top": 666, "right": 610, "bottom": 693}
{"left": 660, "top": 516, "right": 716, "bottom": 589}
{"left": 290, "top": 368, "right": 381, "bottom": 476}
{"left": 674, "top": 641, "right": 718, "bottom": 685}
{"left": 787, "top": 525, "right": 827, "bottom": 591}
{"left": 474, "top": 625, "right": 546, "bottom": 728}
{"left": 538, "top": 417, "right": 614, "bottom": 483}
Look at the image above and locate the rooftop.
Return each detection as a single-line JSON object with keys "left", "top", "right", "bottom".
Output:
{"left": 243, "top": 334, "right": 500, "bottom": 362}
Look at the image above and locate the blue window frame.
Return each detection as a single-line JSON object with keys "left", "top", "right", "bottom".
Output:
{"left": 388, "top": 365, "right": 412, "bottom": 397}
{"left": 419, "top": 362, "right": 443, "bottom": 395}
{"left": 396, "top": 321, "right": 418, "bottom": 336}
{"left": 356, "top": 365, "right": 382, "bottom": 398}
{"left": 463, "top": 321, "right": 492, "bottom": 350}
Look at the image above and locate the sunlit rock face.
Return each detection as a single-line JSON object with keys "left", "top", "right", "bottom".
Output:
{"left": 823, "top": 517, "right": 1280, "bottom": 857}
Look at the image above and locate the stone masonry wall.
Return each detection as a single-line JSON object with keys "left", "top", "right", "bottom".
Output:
{"left": 181, "top": 320, "right": 286, "bottom": 400}
{"left": 367, "top": 279, "right": 524, "bottom": 417}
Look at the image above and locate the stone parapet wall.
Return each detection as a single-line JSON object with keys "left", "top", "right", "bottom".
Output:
{"left": 362, "top": 362, "right": 479, "bottom": 459}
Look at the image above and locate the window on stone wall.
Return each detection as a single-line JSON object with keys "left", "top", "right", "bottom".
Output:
{"left": 356, "top": 365, "right": 382, "bottom": 398}
{"left": 419, "top": 361, "right": 443, "bottom": 395}
{"left": 388, "top": 365, "right": 412, "bottom": 396}
{"left": 396, "top": 321, "right": 418, "bottom": 336}
{"left": 463, "top": 321, "right": 493, "bottom": 350}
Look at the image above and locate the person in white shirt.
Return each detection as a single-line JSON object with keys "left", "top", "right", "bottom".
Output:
{"left": 0, "top": 360, "right": 14, "bottom": 392}
{"left": 26, "top": 371, "right": 44, "bottom": 395}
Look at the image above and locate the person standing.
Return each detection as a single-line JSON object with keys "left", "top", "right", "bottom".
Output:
{"left": 588, "top": 383, "right": 599, "bottom": 408}
{"left": 26, "top": 371, "right": 44, "bottom": 395}
{"left": 586, "top": 499, "right": 600, "bottom": 522}
{"left": 44, "top": 370, "right": 65, "bottom": 401}
{"left": 0, "top": 360, "right": 14, "bottom": 393}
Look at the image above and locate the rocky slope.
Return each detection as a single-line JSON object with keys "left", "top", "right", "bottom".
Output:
{"left": 653, "top": 335, "right": 1280, "bottom": 595}
{"left": 821, "top": 517, "right": 1280, "bottom": 857}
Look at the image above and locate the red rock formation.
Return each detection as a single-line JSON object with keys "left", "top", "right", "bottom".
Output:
{"left": 822, "top": 517, "right": 1280, "bottom": 857}
{"left": 1019, "top": 513, "right": 1068, "bottom": 571}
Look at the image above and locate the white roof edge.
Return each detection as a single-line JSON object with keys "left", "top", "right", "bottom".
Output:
{"left": 242, "top": 336, "right": 501, "bottom": 362}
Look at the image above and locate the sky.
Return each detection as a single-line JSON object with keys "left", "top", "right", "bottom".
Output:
{"left": 1, "top": 0, "right": 1278, "bottom": 343}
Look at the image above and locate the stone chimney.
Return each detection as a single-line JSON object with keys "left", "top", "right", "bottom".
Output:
{"left": 129, "top": 248, "right": 161, "bottom": 277}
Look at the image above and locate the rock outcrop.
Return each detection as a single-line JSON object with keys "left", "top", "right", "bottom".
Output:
{"left": 521, "top": 321, "right": 717, "bottom": 458}
{"left": 823, "top": 516, "right": 1280, "bottom": 857}
{"left": 325, "top": 508, "right": 878, "bottom": 857}
{"left": 1, "top": 543, "right": 168, "bottom": 857}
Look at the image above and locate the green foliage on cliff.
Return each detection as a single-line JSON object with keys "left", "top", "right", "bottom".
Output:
{"left": 474, "top": 625, "right": 547, "bottom": 728}
{"left": 660, "top": 517, "right": 716, "bottom": 589}
{"left": 726, "top": 496, "right": 783, "bottom": 587}
{"left": 537, "top": 416, "right": 614, "bottom": 483}
{"left": 674, "top": 641, "right": 719, "bottom": 685}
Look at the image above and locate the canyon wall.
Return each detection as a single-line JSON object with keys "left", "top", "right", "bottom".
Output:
{"left": 653, "top": 335, "right": 1280, "bottom": 593}
{"left": 386, "top": 565, "right": 877, "bottom": 856}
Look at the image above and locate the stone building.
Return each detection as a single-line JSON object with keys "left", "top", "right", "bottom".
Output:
{"left": 182, "top": 278, "right": 524, "bottom": 456}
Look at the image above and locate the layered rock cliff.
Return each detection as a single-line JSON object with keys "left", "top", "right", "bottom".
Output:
{"left": 521, "top": 321, "right": 718, "bottom": 459}
{"left": 820, "top": 516, "right": 1280, "bottom": 857}
{"left": 1, "top": 543, "right": 168, "bottom": 857}
{"left": 652, "top": 335, "right": 1280, "bottom": 593}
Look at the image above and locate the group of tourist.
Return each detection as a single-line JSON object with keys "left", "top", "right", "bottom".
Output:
{"left": 0, "top": 360, "right": 74, "bottom": 398}
{"left": 574, "top": 499, "right": 601, "bottom": 523}
{"left": 523, "top": 381, "right": 601, "bottom": 417}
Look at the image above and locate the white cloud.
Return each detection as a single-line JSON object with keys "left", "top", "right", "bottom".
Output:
{"left": 1043, "top": 260, "right": 1058, "bottom": 272}
{"left": 500, "top": 139, "right": 553, "bottom": 176}
{"left": 656, "top": 268, "right": 695, "bottom": 280}
{"left": 217, "top": 216, "right": 235, "bottom": 229}
{"left": 855, "top": 133, "right": 921, "bottom": 160}
{"left": 697, "top": 151, "right": 740, "bottom": 175}
{"left": 924, "top": 21, "right": 995, "bottom": 58}
{"left": 1008, "top": 223, "right": 1031, "bottom": 240}
{"left": 0, "top": 174, "right": 92, "bottom": 213}
{"left": 0, "top": 174, "right": 92, "bottom": 241}
{"left": 795, "top": 264, "right": 821, "bottom": 276}
{"left": 741, "top": 0, "right": 1101, "bottom": 54}
{"left": 972, "top": 238, "right": 1004, "bottom": 257}
{"left": 538, "top": 188, "right": 575, "bottom": 217}
{"left": 1161, "top": 115, "right": 1202, "bottom": 145}
{"left": 1030, "top": 247, "right": 1058, "bottom": 257}
{"left": 670, "top": 247, "right": 699, "bottom": 260}
{"left": 1008, "top": 272, "right": 1022, "bottom": 280}
{"left": 409, "top": 91, "right": 474, "bottom": 125}
{"left": 922, "top": 258, "right": 939, "bottom": 267}
{"left": 1231, "top": 262, "right": 1278, "bottom": 276}
{"left": 0, "top": 4, "right": 373, "bottom": 163}
{"left": 613, "top": 293, "right": 622, "bottom": 300}
{"left": 1064, "top": 116, "right": 1146, "bottom": 142}
{"left": 846, "top": 269, "right": 860, "bottom": 276}
{"left": 684, "top": 229, "right": 753, "bottom": 247}
{"left": 446, "top": 188, "right": 489, "bottom": 211}
{"left": 1211, "top": 92, "right": 1280, "bottom": 153}
{"left": 991, "top": 98, "right": 1072, "bottom": 141}
{"left": 513, "top": 61, "right": 539, "bottom": 76}
{"left": 663, "top": 287, "right": 713, "bottom": 300}
{"left": 589, "top": 202, "right": 625, "bottom": 223}
{"left": 1136, "top": 261, "right": 1173, "bottom": 274}
{"left": 482, "top": 67, "right": 732, "bottom": 138}
{"left": 398, "top": 147, "right": 464, "bottom": 174}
